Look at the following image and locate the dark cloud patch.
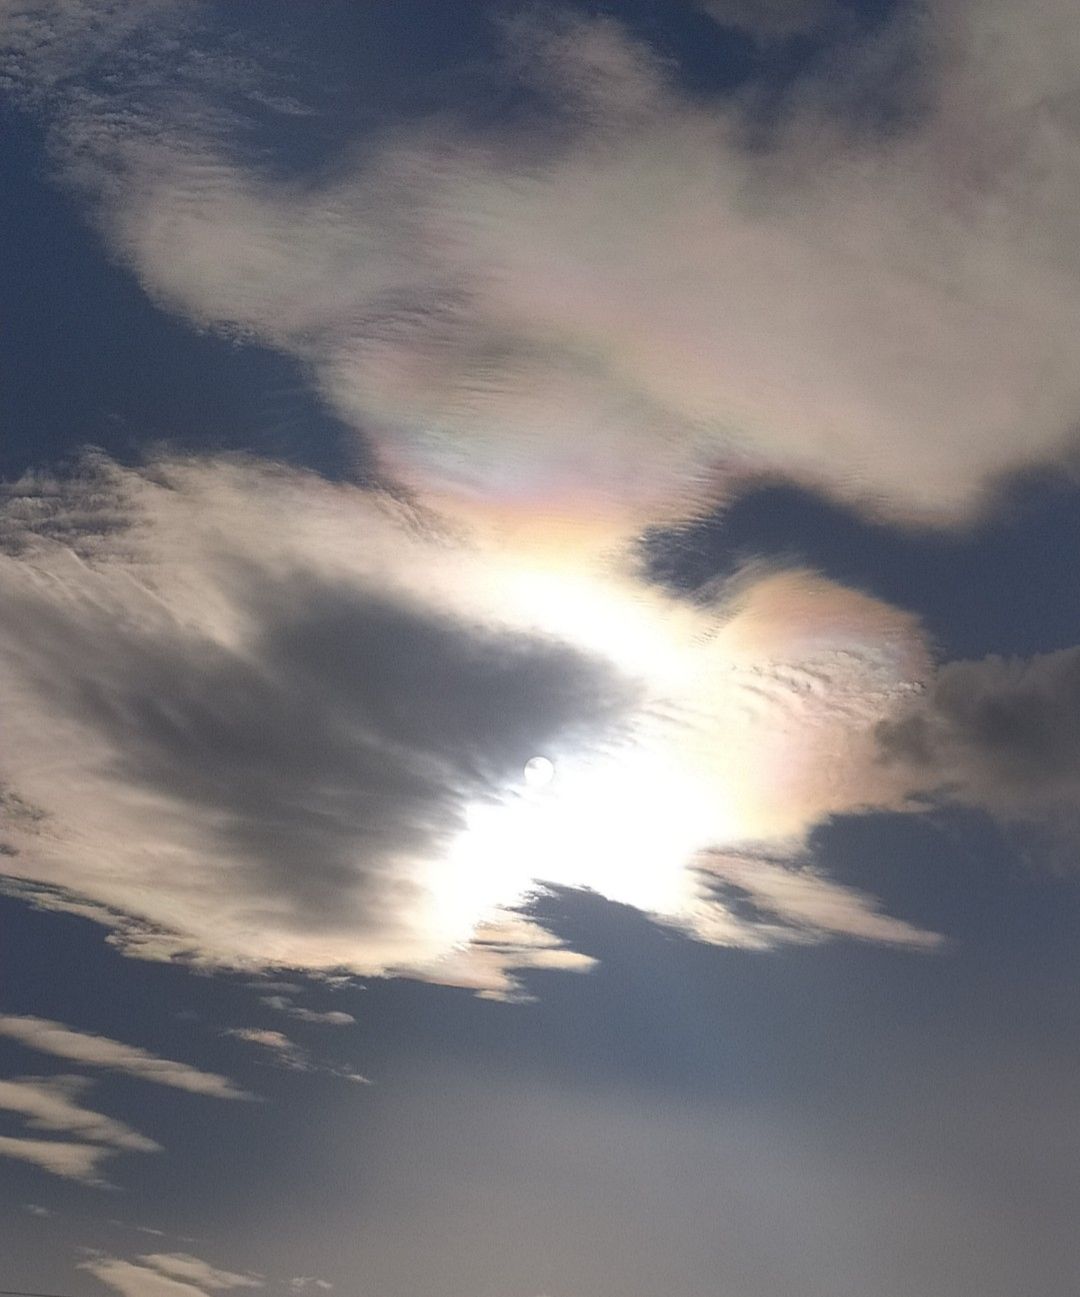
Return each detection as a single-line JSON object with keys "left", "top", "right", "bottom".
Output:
{"left": 877, "top": 646, "right": 1080, "bottom": 818}
{"left": 0, "top": 567, "right": 634, "bottom": 941}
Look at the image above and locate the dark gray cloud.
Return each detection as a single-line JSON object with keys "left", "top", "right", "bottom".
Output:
{"left": 877, "top": 646, "right": 1080, "bottom": 817}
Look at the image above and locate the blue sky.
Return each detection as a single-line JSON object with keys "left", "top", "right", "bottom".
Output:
{"left": 3, "top": 2, "right": 1080, "bottom": 1295}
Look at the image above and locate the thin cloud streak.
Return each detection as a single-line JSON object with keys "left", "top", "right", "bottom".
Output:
{"left": 0, "top": 1017, "right": 251, "bottom": 1099}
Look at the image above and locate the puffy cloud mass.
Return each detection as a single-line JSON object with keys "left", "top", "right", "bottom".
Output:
{"left": 6, "top": 0, "right": 1080, "bottom": 527}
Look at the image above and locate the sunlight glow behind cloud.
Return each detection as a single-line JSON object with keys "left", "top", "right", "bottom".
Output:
{"left": 0, "top": 458, "right": 940, "bottom": 992}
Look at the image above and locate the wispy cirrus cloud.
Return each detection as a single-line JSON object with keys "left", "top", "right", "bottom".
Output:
{"left": 82, "top": 1253, "right": 261, "bottom": 1297}
{"left": 0, "top": 1015, "right": 251, "bottom": 1099}
{"left": 2, "top": 1, "right": 1004, "bottom": 990}
{"left": 222, "top": 1028, "right": 368, "bottom": 1085}
{"left": 0, "top": 1075, "right": 161, "bottom": 1151}
{"left": 0, "top": 1075, "right": 160, "bottom": 1184}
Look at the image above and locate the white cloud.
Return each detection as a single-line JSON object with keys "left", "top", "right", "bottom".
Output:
{"left": 82, "top": 1254, "right": 261, "bottom": 1297}
{"left": 222, "top": 1027, "right": 369, "bottom": 1084}
{"left": 0, "top": 456, "right": 941, "bottom": 986}
{"left": 11, "top": 0, "right": 1080, "bottom": 532}
{"left": 258, "top": 997, "right": 355, "bottom": 1026}
{"left": 878, "top": 645, "right": 1080, "bottom": 824}
{"left": 695, "top": 0, "right": 833, "bottom": 38}
{"left": 0, "top": 1075, "right": 161, "bottom": 1150}
{"left": 0, "top": 1015, "right": 251, "bottom": 1099}
{"left": 137, "top": 1255, "right": 261, "bottom": 1291}
{"left": 697, "top": 854, "right": 943, "bottom": 948}
{"left": 5, "top": 0, "right": 1075, "bottom": 983}
{"left": 0, "top": 1133, "right": 115, "bottom": 1184}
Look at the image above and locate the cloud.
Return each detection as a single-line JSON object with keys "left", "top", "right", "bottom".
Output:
{"left": 0, "top": 456, "right": 635, "bottom": 988}
{"left": 222, "top": 1028, "right": 369, "bottom": 1084}
{"left": 695, "top": 0, "right": 834, "bottom": 39}
{"left": 258, "top": 997, "right": 355, "bottom": 1026}
{"left": 136, "top": 1255, "right": 261, "bottom": 1291}
{"left": 10, "top": 0, "right": 1080, "bottom": 531}
{"left": 0, "top": 1075, "right": 161, "bottom": 1150}
{"left": 0, "top": 1016, "right": 251, "bottom": 1099}
{"left": 877, "top": 645, "right": 1080, "bottom": 822}
{"left": 0, "top": 455, "right": 941, "bottom": 985}
{"left": 82, "top": 1254, "right": 261, "bottom": 1297}
{"left": 697, "top": 853, "right": 943, "bottom": 948}
{"left": 0, "top": 1133, "right": 115, "bottom": 1184}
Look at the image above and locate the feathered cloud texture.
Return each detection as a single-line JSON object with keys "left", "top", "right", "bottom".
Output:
{"left": 0, "top": 456, "right": 941, "bottom": 987}
{"left": 0, "top": 457, "right": 638, "bottom": 986}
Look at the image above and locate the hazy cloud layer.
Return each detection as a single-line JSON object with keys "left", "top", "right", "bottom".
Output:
{"left": 0, "top": 1016, "right": 250, "bottom": 1099}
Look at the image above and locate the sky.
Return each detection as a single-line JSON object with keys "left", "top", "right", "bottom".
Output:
{"left": 2, "top": 1, "right": 1080, "bottom": 1294}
